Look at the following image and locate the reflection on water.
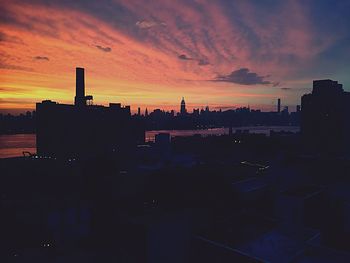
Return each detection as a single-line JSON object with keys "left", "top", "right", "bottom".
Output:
{"left": 145, "top": 126, "right": 300, "bottom": 142}
{"left": 0, "top": 134, "right": 36, "bottom": 158}
{"left": 0, "top": 126, "right": 299, "bottom": 158}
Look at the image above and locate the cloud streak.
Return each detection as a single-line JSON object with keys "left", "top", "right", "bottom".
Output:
{"left": 135, "top": 20, "right": 166, "bottom": 29}
{"left": 34, "top": 56, "right": 49, "bottom": 61}
{"left": 178, "top": 55, "right": 209, "bottom": 66}
{"left": 178, "top": 54, "right": 193, "bottom": 60}
{"left": 215, "top": 68, "right": 271, "bottom": 85}
{"left": 95, "top": 45, "right": 112, "bottom": 52}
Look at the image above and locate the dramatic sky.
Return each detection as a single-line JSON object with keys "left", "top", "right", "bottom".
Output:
{"left": 1, "top": 0, "right": 350, "bottom": 114}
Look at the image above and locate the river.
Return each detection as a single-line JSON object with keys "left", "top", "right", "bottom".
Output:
{"left": 0, "top": 126, "right": 299, "bottom": 158}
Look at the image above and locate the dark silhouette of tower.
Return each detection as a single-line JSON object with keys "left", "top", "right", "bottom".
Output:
{"left": 180, "top": 97, "right": 187, "bottom": 115}
{"left": 75, "top": 67, "right": 86, "bottom": 107}
{"left": 277, "top": 98, "right": 281, "bottom": 113}
{"left": 74, "top": 67, "right": 93, "bottom": 106}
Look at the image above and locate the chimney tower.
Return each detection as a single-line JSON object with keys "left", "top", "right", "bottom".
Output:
{"left": 75, "top": 67, "right": 86, "bottom": 106}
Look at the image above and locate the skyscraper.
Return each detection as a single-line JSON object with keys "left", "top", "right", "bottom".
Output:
{"left": 277, "top": 98, "right": 281, "bottom": 113}
{"left": 301, "top": 79, "right": 350, "bottom": 154}
{"left": 180, "top": 97, "right": 187, "bottom": 115}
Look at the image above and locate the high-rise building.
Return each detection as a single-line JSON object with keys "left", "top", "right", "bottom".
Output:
{"left": 180, "top": 97, "right": 187, "bottom": 115}
{"left": 301, "top": 79, "right": 350, "bottom": 154}
{"left": 277, "top": 98, "right": 281, "bottom": 113}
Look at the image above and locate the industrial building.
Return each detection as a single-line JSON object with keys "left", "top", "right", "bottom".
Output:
{"left": 36, "top": 67, "right": 144, "bottom": 158}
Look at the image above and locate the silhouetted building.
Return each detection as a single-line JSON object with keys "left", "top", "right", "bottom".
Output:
{"left": 74, "top": 67, "right": 93, "bottom": 107}
{"left": 180, "top": 97, "right": 187, "bottom": 115}
{"left": 277, "top": 98, "right": 281, "bottom": 113}
{"left": 36, "top": 67, "right": 144, "bottom": 158}
{"left": 193, "top": 108, "right": 199, "bottom": 116}
{"left": 281, "top": 106, "right": 289, "bottom": 116}
{"left": 301, "top": 79, "right": 350, "bottom": 154}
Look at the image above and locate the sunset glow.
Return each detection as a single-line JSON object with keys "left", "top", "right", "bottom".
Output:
{"left": 1, "top": 0, "right": 350, "bottom": 113}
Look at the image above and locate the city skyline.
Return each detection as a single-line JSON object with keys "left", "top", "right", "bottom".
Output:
{"left": 2, "top": 2, "right": 350, "bottom": 261}
{"left": 1, "top": 0, "right": 350, "bottom": 114}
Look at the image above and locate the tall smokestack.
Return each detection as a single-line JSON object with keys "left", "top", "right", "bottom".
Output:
{"left": 75, "top": 67, "right": 85, "bottom": 106}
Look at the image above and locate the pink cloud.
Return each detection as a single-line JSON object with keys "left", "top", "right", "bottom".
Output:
{"left": 0, "top": 0, "right": 337, "bottom": 113}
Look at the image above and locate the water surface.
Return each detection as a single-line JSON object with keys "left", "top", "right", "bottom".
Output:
{"left": 0, "top": 126, "right": 299, "bottom": 158}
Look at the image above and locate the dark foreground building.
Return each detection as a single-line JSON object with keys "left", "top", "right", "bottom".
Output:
{"left": 36, "top": 67, "right": 144, "bottom": 158}
{"left": 301, "top": 79, "right": 350, "bottom": 154}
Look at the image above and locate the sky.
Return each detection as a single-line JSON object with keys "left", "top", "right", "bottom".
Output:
{"left": 1, "top": 0, "right": 350, "bottom": 114}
